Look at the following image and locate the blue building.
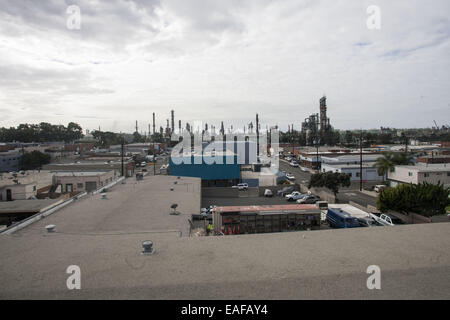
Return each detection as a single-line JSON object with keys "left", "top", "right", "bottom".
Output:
{"left": 169, "top": 152, "right": 241, "bottom": 187}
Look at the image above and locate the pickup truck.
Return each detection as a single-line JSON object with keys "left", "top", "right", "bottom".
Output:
{"left": 370, "top": 213, "right": 405, "bottom": 226}
{"left": 285, "top": 191, "right": 305, "bottom": 201}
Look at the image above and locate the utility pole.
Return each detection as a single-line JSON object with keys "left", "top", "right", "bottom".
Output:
{"left": 359, "top": 130, "right": 363, "bottom": 191}
{"left": 315, "top": 141, "right": 319, "bottom": 173}
{"left": 121, "top": 139, "right": 124, "bottom": 177}
{"left": 404, "top": 134, "right": 408, "bottom": 153}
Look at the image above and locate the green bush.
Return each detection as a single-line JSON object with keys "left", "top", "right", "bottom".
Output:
{"left": 377, "top": 182, "right": 450, "bottom": 217}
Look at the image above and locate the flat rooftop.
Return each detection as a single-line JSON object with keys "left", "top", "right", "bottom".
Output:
{"left": 396, "top": 163, "right": 450, "bottom": 172}
{"left": 54, "top": 171, "right": 111, "bottom": 177}
{"left": 0, "top": 199, "right": 62, "bottom": 214}
{"left": 0, "top": 223, "right": 449, "bottom": 299}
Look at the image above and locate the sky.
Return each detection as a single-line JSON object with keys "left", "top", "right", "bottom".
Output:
{"left": 0, "top": 0, "right": 449, "bottom": 133}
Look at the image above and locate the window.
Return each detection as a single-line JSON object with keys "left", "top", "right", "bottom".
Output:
{"left": 424, "top": 173, "right": 429, "bottom": 178}
{"left": 356, "top": 172, "right": 360, "bottom": 177}
{"left": 77, "top": 183, "right": 83, "bottom": 188}
{"left": 348, "top": 173, "right": 352, "bottom": 177}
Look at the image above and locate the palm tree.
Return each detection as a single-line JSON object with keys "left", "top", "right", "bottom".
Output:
{"left": 372, "top": 152, "right": 395, "bottom": 181}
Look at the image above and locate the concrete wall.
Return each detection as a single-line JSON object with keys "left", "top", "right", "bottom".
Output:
{"left": 388, "top": 166, "right": 418, "bottom": 184}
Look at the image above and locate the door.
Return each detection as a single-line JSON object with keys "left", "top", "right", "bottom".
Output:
{"left": 85, "top": 181, "right": 97, "bottom": 192}
{"left": 65, "top": 184, "right": 73, "bottom": 193}
{"left": 6, "top": 189, "right": 12, "bottom": 201}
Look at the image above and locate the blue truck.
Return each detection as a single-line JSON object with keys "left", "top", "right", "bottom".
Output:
{"left": 326, "top": 208, "right": 360, "bottom": 229}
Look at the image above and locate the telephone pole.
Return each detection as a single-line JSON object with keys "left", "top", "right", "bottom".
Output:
{"left": 359, "top": 130, "right": 363, "bottom": 191}
{"left": 121, "top": 139, "right": 124, "bottom": 177}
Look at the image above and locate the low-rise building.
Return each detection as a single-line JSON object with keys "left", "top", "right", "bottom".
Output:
{"left": 212, "top": 204, "right": 321, "bottom": 235}
{"left": 169, "top": 150, "right": 241, "bottom": 187}
{"left": 0, "top": 151, "right": 22, "bottom": 172}
{"left": 388, "top": 163, "right": 450, "bottom": 187}
{"left": 0, "top": 183, "right": 37, "bottom": 201}
{"left": 321, "top": 163, "right": 384, "bottom": 182}
{"left": 416, "top": 155, "right": 450, "bottom": 164}
{"left": 53, "top": 170, "right": 116, "bottom": 193}
{"left": 43, "top": 159, "right": 135, "bottom": 177}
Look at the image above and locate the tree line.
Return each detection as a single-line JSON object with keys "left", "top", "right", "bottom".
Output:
{"left": 0, "top": 122, "right": 83, "bottom": 143}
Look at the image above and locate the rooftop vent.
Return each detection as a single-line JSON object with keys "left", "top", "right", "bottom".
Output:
{"left": 45, "top": 224, "right": 55, "bottom": 233}
{"left": 141, "top": 240, "right": 154, "bottom": 255}
{"left": 170, "top": 203, "right": 180, "bottom": 215}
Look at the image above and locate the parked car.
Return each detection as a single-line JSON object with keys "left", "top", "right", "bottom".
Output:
{"left": 286, "top": 173, "right": 295, "bottom": 180}
{"left": 374, "top": 185, "right": 387, "bottom": 193}
{"left": 285, "top": 157, "right": 292, "bottom": 162}
{"left": 300, "top": 167, "right": 308, "bottom": 172}
{"left": 232, "top": 183, "right": 248, "bottom": 190}
{"left": 290, "top": 161, "right": 299, "bottom": 167}
{"left": 297, "top": 195, "right": 321, "bottom": 204}
{"left": 277, "top": 186, "right": 294, "bottom": 197}
{"left": 326, "top": 208, "right": 360, "bottom": 228}
{"left": 370, "top": 213, "right": 405, "bottom": 226}
{"left": 357, "top": 216, "right": 382, "bottom": 227}
{"left": 264, "top": 189, "right": 273, "bottom": 197}
{"left": 285, "top": 191, "right": 306, "bottom": 201}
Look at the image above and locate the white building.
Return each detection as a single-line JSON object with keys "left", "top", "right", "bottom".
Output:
{"left": 321, "top": 163, "right": 384, "bottom": 182}
{"left": 388, "top": 163, "right": 450, "bottom": 187}
{"left": 321, "top": 154, "right": 382, "bottom": 165}
{"left": 0, "top": 183, "right": 37, "bottom": 201}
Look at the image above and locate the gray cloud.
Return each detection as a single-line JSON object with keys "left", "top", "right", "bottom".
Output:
{"left": 0, "top": 0, "right": 449, "bottom": 131}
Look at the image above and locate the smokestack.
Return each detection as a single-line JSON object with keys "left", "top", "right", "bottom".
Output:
{"left": 256, "top": 113, "right": 259, "bottom": 157}
{"left": 152, "top": 113, "right": 156, "bottom": 134}
{"left": 171, "top": 110, "right": 175, "bottom": 134}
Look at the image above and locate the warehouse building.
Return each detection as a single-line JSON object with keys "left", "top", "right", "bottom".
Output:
{"left": 321, "top": 163, "right": 384, "bottom": 182}
{"left": 212, "top": 204, "right": 321, "bottom": 235}
{"left": 53, "top": 170, "right": 116, "bottom": 193}
{"left": 169, "top": 150, "right": 241, "bottom": 187}
{"left": 0, "top": 151, "right": 22, "bottom": 172}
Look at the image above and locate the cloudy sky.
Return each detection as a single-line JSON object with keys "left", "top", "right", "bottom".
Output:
{"left": 0, "top": 0, "right": 449, "bottom": 133}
